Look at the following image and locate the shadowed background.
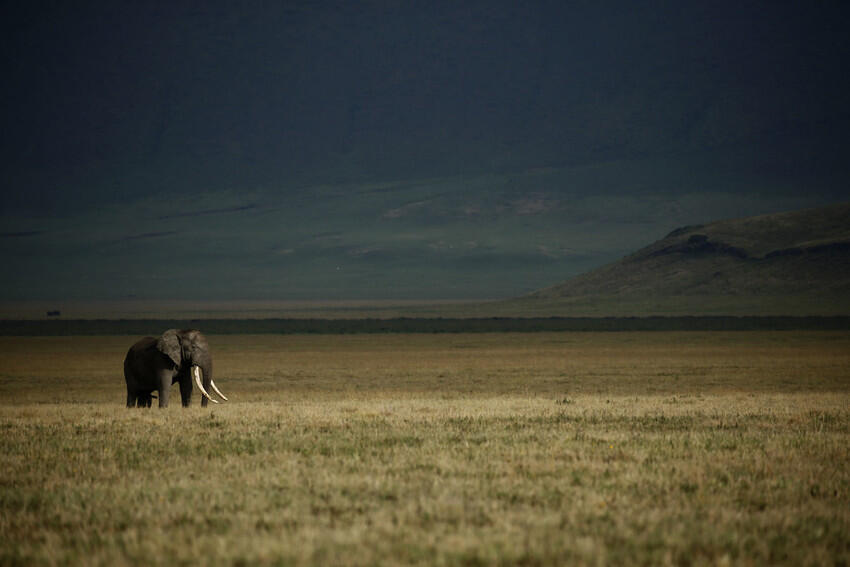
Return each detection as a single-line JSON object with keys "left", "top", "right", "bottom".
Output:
{"left": 2, "top": 1, "right": 849, "bottom": 302}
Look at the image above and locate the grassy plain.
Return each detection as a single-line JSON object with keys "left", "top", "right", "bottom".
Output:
{"left": 1, "top": 332, "right": 849, "bottom": 566}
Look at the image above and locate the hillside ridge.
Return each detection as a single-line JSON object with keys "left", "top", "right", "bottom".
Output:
{"left": 522, "top": 202, "right": 850, "bottom": 314}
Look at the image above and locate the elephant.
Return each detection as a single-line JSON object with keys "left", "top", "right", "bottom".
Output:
{"left": 123, "top": 329, "right": 227, "bottom": 408}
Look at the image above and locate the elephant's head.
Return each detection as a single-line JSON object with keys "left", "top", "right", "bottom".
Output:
{"left": 156, "top": 328, "right": 205, "bottom": 367}
{"left": 156, "top": 329, "right": 227, "bottom": 405}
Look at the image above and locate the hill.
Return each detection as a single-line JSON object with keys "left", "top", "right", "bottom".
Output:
{"left": 506, "top": 203, "right": 850, "bottom": 316}
{"left": 7, "top": 148, "right": 836, "bottom": 304}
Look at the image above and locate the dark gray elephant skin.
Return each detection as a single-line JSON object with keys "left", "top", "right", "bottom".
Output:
{"left": 123, "top": 329, "right": 226, "bottom": 408}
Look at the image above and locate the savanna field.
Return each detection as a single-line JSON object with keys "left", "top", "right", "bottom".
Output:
{"left": 1, "top": 332, "right": 848, "bottom": 566}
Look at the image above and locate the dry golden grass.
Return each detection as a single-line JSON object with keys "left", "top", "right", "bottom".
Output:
{"left": 1, "top": 332, "right": 849, "bottom": 565}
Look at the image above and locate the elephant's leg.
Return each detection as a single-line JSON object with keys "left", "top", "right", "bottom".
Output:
{"left": 125, "top": 370, "right": 139, "bottom": 408}
{"left": 179, "top": 377, "right": 192, "bottom": 407}
{"left": 157, "top": 371, "right": 171, "bottom": 408}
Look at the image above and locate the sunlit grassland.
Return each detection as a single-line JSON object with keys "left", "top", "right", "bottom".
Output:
{"left": 1, "top": 332, "right": 849, "bottom": 565}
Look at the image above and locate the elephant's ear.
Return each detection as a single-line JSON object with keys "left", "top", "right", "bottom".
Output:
{"left": 156, "top": 329, "right": 182, "bottom": 367}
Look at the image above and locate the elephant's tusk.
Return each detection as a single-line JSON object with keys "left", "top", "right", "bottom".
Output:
{"left": 193, "top": 366, "right": 219, "bottom": 404}
{"left": 209, "top": 379, "right": 228, "bottom": 401}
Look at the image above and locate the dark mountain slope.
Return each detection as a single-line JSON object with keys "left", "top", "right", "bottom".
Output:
{"left": 515, "top": 203, "right": 850, "bottom": 315}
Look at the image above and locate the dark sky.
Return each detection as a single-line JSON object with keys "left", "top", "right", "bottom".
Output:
{"left": 1, "top": 1, "right": 849, "bottom": 302}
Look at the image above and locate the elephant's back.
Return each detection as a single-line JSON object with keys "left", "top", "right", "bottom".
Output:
{"left": 125, "top": 336, "right": 157, "bottom": 361}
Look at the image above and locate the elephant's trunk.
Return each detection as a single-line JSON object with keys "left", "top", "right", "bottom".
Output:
{"left": 192, "top": 366, "right": 219, "bottom": 404}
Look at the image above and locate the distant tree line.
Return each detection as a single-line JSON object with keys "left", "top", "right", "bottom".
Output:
{"left": 1, "top": 316, "right": 849, "bottom": 336}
